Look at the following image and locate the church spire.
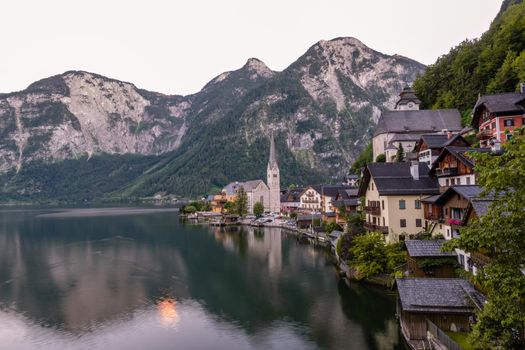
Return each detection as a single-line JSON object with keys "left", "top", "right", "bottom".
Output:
{"left": 268, "top": 131, "right": 278, "bottom": 168}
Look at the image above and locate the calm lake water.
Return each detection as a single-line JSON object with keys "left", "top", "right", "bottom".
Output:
{"left": 0, "top": 208, "right": 407, "bottom": 350}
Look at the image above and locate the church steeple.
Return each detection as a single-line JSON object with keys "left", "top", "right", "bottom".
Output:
{"left": 395, "top": 85, "right": 421, "bottom": 110}
{"left": 267, "top": 131, "right": 281, "bottom": 213}
{"left": 268, "top": 131, "right": 278, "bottom": 169}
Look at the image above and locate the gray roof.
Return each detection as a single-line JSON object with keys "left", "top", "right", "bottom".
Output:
{"left": 389, "top": 133, "right": 422, "bottom": 142}
{"left": 421, "top": 194, "right": 441, "bottom": 204}
{"left": 435, "top": 185, "right": 484, "bottom": 205}
{"left": 359, "top": 162, "right": 440, "bottom": 196}
{"left": 374, "top": 109, "right": 462, "bottom": 137}
{"left": 471, "top": 199, "right": 493, "bottom": 217}
{"left": 396, "top": 278, "right": 485, "bottom": 313}
{"left": 223, "top": 180, "right": 266, "bottom": 195}
{"left": 395, "top": 86, "right": 422, "bottom": 109}
{"left": 429, "top": 146, "right": 496, "bottom": 174}
{"left": 474, "top": 92, "right": 525, "bottom": 114}
{"left": 405, "top": 240, "right": 456, "bottom": 257}
{"left": 297, "top": 214, "right": 322, "bottom": 221}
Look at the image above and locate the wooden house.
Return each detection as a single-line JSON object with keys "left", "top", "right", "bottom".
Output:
{"left": 396, "top": 278, "right": 485, "bottom": 346}
{"left": 413, "top": 133, "right": 470, "bottom": 166}
{"left": 405, "top": 240, "right": 457, "bottom": 278}
{"left": 472, "top": 85, "right": 525, "bottom": 148}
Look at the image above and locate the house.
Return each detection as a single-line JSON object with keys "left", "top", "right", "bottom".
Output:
{"left": 413, "top": 133, "right": 470, "bottom": 166}
{"left": 280, "top": 187, "right": 304, "bottom": 213}
{"left": 299, "top": 186, "right": 322, "bottom": 212}
{"left": 296, "top": 214, "right": 322, "bottom": 230}
{"left": 460, "top": 198, "right": 495, "bottom": 269}
{"left": 384, "top": 133, "right": 421, "bottom": 162}
{"left": 372, "top": 87, "right": 462, "bottom": 161}
{"left": 396, "top": 278, "right": 485, "bottom": 345}
{"left": 342, "top": 174, "right": 359, "bottom": 188}
{"left": 472, "top": 84, "right": 525, "bottom": 147}
{"left": 405, "top": 240, "right": 457, "bottom": 278}
{"left": 358, "top": 162, "right": 440, "bottom": 242}
{"left": 211, "top": 193, "right": 230, "bottom": 213}
{"left": 423, "top": 185, "right": 492, "bottom": 274}
{"left": 332, "top": 188, "right": 359, "bottom": 226}
{"left": 429, "top": 146, "right": 494, "bottom": 190}
{"left": 319, "top": 185, "right": 355, "bottom": 213}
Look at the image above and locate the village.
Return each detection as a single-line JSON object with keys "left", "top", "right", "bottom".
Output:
{"left": 181, "top": 83, "right": 525, "bottom": 350}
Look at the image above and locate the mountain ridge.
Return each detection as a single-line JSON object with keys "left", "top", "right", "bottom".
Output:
{"left": 0, "top": 37, "right": 426, "bottom": 201}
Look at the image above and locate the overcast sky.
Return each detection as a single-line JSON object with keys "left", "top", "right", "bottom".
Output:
{"left": 1, "top": 0, "right": 502, "bottom": 95}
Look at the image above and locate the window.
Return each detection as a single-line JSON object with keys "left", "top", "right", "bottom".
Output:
{"left": 466, "top": 177, "right": 471, "bottom": 185}
{"left": 371, "top": 183, "right": 374, "bottom": 191}
{"left": 415, "top": 200, "right": 421, "bottom": 209}
{"left": 522, "top": 117, "right": 525, "bottom": 126}
{"left": 506, "top": 133, "right": 513, "bottom": 140}
{"left": 400, "top": 219, "right": 406, "bottom": 228}
{"left": 451, "top": 178, "right": 455, "bottom": 185}
{"left": 373, "top": 217, "right": 377, "bottom": 225}
{"left": 457, "top": 178, "right": 462, "bottom": 185}
{"left": 381, "top": 200, "right": 384, "bottom": 210}
{"left": 446, "top": 179, "right": 450, "bottom": 186}
{"left": 504, "top": 119, "right": 514, "bottom": 127}
{"left": 416, "top": 219, "right": 422, "bottom": 227}
{"left": 383, "top": 217, "right": 385, "bottom": 226}
{"left": 399, "top": 199, "right": 406, "bottom": 209}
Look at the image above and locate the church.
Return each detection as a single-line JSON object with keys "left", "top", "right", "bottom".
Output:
{"left": 221, "top": 133, "right": 281, "bottom": 214}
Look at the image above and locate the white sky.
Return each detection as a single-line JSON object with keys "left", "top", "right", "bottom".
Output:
{"left": 1, "top": 0, "right": 502, "bottom": 96}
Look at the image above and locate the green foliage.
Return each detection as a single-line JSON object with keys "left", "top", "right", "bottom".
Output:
{"left": 183, "top": 205, "right": 196, "bottom": 214}
{"left": 323, "top": 221, "right": 343, "bottom": 233}
{"left": 418, "top": 257, "right": 458, "bottom": 269}
{"left": 349, "top": 232, "right": 407, "bottom": 280}
{"left": 253, "top": 201, "right": 264, "bottom": 217}
{"left": 181, "top": 201, "right": 211, "bottom": 214}
{"left": 447, "top": 127, "right": 525, "bottom": 349}
{"left": 395, "top": 143, "right": 405, "bottom": 163}
{"left": 223, "top": 201, "right": 235, "bottom": 213}
{"left": 375, "top": 153, "right": 386, "bottom": 163}
{"left": 350, "top": 143, "right": 372, "bottom": 175}
{"left": 289, "top": 211, "right": 298, "bottom": 219}
{"left": 233, "top": 187, "right": 248, "bottom": 217}
{"left": 413, "top": 1, "right": 525, "bottom": 125}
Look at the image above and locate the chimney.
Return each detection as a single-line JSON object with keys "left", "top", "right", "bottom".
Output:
{"left": 521, "top": 82, "right": 525, "bottom": 94}
{"left": 410, "top": 160, "right": 420, "bottom": 181}
{"left": 447, "top": 131, "right": 453, "bottom": 139}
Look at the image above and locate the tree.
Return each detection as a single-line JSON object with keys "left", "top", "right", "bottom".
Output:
{"left": 349, "top": 232, "right": 388, "bottom": 279}
{"left": 448, "top": 127, "right": 525, "bottom": 349}
{"left": 350, "top": 143, "right": 372, "bottom": 175}
{"left": 396, "top": 143, "right": 405, "bottom": 162}
{"left": 375, "top": 153, "right": 386, "bottom": 163}
{"left": 234, "top": 187, "right": 248, "bottom": 217}
{"left": 323, "top": 221, "right": 343, "bottom": 233}
{"left": 253, "top": 201, "right": 264, "bottom": 217}
{"left": 183, "top": 205, "right": 196, "bottom": 214}
{"left": 223, "top": 201, "right": 235, "bottom": 214}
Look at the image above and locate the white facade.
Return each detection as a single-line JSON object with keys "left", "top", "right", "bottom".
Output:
{"left": 299, "top": 187, "right": 322, "bottom": 211}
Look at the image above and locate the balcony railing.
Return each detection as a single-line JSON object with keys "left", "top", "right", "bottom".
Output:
{"left": 470, "top": 251, "right": 491, "bottom": 267}
{"left": 425, "top": 213, "right": 444, "bottom": 222}
{"left": 364, "top": 206, "right": 381, "bottom": 215}
{"left": 364, "top": 222, "right": 389, "bottom": 234}
{"left": 302, "top": 198, "right": 319, "bottom": 204}
{"left": 435, "top": 167, "right": 459, "bottom": 177}
{"left": 476, "top": 129, "right": 493, "bottom": 140}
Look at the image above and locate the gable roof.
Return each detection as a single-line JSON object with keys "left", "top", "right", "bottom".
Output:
{"left": 374, "top": 109, "right": 462, "bottom": 137}
{"left": 473, "top": 92, "right": 525, "bottom": 128}
{"left": 405, "top": 240, "right": 456, "bottom": 258}
{"left": 281, "top": 187, "right": 305, "bottom": 203}
{"left": 223, "top": 180, "right": 267, "bottom": 195}
{"left": 396, "top": 278, "right": 485, "bottom": 313}
{"left": 434, "top": 185, "right": 483, "bottom": 205}
{"left": 358, "top": 162, "right": 440, "bottom": 196}
{"left": 414, "top": 133, "right": 470, "bottom": 153}
{"left": 429, "top": 146, "right": 496, "bottom": 174}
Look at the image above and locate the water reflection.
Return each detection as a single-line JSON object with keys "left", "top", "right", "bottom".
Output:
{"left": 0, "top": 209, "right": 406, "bottom": 350}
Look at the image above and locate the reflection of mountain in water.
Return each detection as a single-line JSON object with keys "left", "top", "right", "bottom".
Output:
{"left": 0, "top": 209, "right": 404, "bottom": 350}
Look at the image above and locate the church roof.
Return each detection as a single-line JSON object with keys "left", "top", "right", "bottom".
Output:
{"left": 374, "top": 109, "right": 462, "bottom": 137}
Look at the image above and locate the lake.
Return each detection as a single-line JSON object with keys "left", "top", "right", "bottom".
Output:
{"left": 0, "top": 208, "right": 407, "bottom": 350}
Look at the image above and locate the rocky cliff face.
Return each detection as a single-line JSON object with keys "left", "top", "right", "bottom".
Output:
{"left": 0, "top": 71, "right": 190, "bottom": 172}
{"left": 0, "top": 37, "right": 425, "bottom": 200}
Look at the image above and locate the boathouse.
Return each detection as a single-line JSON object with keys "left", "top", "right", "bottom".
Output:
{"left": 396, "top": 278, "right": 484, "bottom": 343}
{"left": 405, "top": 240, "right": 457, "bottom": 278}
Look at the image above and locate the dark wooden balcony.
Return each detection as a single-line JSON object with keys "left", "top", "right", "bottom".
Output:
{"left": 476, "top": 129, "right": 493, "bottom": 140}
{"left": 435, "top": 167, "right": 459, "bottom": 177}
{"left": 425, "top": 213, "right": 444, "bottom": 222}
{"left": 364, "top": 222, "right": 389, "bottom": 234}
{"left": 470, "top": 251, "right": 491, "bottom": 267}
{"left": 364, "top": 206, "right": 381, "bottom": 215}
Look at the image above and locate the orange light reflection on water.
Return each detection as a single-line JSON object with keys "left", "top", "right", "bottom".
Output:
{"left": 157, "top": 298, "right": 180, "bottom": 327}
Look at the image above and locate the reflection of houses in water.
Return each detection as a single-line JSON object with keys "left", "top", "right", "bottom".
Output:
{"left": 246, "top": 227, "right": 282, "bottom": 277}
{"left": 157, "top": 298, "right": 180, "bottom": 327}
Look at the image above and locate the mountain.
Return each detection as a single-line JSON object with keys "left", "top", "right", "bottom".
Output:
{"left": 413, "top": 0, "right": 525, "bottom": 124}
{"left": 0, "top": 37, "right": 425, "bottom": 202}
